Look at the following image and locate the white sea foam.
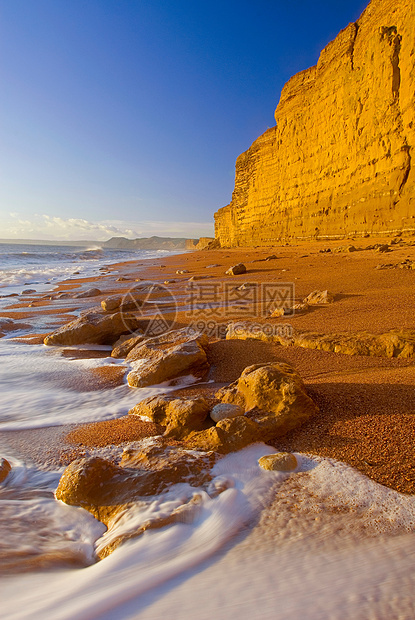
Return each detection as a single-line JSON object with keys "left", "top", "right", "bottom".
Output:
{"left": 1, "top": 445, "right": 415, "bottom": 619}
{"left": 0, "top": 341, "right": 186, "bottom": 429}
{"left": 0, "top": 243, "right": 177, "bottom": 295}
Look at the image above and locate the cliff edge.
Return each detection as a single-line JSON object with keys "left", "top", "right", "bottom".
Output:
{"left": 214, "top": 0, "right": 414, "bottom": 246}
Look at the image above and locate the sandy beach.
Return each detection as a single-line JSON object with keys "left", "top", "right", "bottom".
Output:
{"left": 1, "top": 234, "right": 415, "bottom": 493}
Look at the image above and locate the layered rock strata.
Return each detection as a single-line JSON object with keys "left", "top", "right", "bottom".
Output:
{"left": 215, "top": 0, "right": 415, "bottom": 246}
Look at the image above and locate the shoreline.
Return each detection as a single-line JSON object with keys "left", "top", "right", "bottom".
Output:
{"left": 1, "top": 235, "right": 415, "bottom": 493}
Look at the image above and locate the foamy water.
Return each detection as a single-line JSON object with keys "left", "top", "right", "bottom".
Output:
{"left": 0, "top": 340, "right": 192, "bottom": 429}
{"left": 0, "top": 242, "right": 174, "bottom": 295}
{"left": 1, "top": 445, "right": 415, "bottom": 619}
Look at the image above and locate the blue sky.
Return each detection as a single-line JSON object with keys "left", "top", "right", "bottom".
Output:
{"left": 0, "top": 0, "right": 368, "bottom": 241}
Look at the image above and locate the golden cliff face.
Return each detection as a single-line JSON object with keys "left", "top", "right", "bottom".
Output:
{"left": 215, "top": 0, "right": 415, "bottom": 246}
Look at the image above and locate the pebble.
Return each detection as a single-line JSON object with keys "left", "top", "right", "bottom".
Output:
{"left": 258, "top": 452, "right": 298, "bottom": 472}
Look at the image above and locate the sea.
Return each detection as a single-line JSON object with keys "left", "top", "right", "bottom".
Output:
{"left": 1, "top": 243, "right": 415, "bottom": 619}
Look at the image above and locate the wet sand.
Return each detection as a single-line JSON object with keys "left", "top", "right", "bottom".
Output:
{"left": 1, "top": 235, "right": 415, "bottom": 492}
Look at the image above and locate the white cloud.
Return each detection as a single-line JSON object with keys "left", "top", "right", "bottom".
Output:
{"left": 0, "top": 214, "right": 214, "bottom": 241}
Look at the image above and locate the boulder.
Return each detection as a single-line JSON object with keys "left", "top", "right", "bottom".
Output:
{"left": 0, "top": 458, "right": 11, "bottom": 483}
{"left": 225, "top": 263, "right": 247, "bottom": 276}
{"left": 44, "top": 311, "right": 141, "bottom": 346}
{"left": 126, "top": 328, "right": 209, "bottom": 387}
{"left": 258, "top": 452, "right": 298, "bottom": 472}
{"left": 210, "top": 403, "right": 244, "bottom": 423}
{"left": 74, "top": 287, "right": 102, "bottom": 298}
{"left": 129, "top": 395, "right": 210, "bottom": 439}
{"left": 216, "top": 362, "right": 318, "bottom": 440}
{"left": 101, "top": 294, "right": 144, "bottom": 313}
{"left": 303, "top": 290, "right": 335, "bottom": 305}
{"left": 55, "top": 441, "right": 216, "bottom": 557}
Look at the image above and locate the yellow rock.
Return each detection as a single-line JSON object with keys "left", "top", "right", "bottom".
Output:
{"left": 258, "top": 453, "right": 298, "bottom": 472}
{"left": 0, "top": 458, "right": 11, "bottom": 483}
{"left": 215, "top": 0, "right": 415, "bottom": 246}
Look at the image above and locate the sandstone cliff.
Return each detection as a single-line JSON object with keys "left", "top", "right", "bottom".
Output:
{"left": 215, "top": 0, "right": 415, "bottom": 246}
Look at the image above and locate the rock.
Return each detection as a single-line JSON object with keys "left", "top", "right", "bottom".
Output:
{"left": 270, "top": 307, "right": 285, "bottom": 318}
{"left": 176, "top": 269, "right": 189, "bottom": 274}
{"left": 186, "top": 416, "right": 260, "bottom": 454}
{"left": 214, "top": 1, "right": 415, "bottom": 246}
{"left": 303, "top": 290, "right": 335, "bottom": 305}
{"left": 237, "top": 282, "right": 257, "bottom": 291}
{"left": 292, "top": 302, "right": 309, "bottom": 314}
{"left": 216, "top": 362, "right": 318, "bottom": 441}
{"left": 101, "top": 294, "right": 144, "bottom": 313}
{"left": 226, "top": 321, "right": 294, "bottom": 346}
{"left": 210, "top": 403, "right": 244, "bottom": 423}
{"left": 226, "top": 321, "right": 415, "bottom": 359}
{"left": 126, "top": 328, "right": 210, "bottom": 387}
{"left": 44, "top": 311, "right": 142, "bottom": 346}
{"left": 74, "top": 287, "right": 102, "bottom": 298}
{"left": 101, "top": 296, "right": 122, "bottom": 312}
{"left": 111, "top": 332, "right": 145, "bottom": 358}
{"left": 21, "top": 289, "right": 36, "bottom": 295}
{"left": 205, "top": 264, "right": 221, "bottom": 268}
{"left": 269, "top": 303, "right": 308, "bottom": 317}
{"left": 55, "top": 442, "right": 216, "bottom": 557}
{"left": 0, "top": 458, "right": 11, "bottom": 483}
{"left": 375, "top": 244, "right": 390, "bottom": 253}
{"left": 375, "top": 263, "right": 395, "bottom": 270}
{"left": 129, "top": 395, "right": 210, "bottom": 439}
{"left": 258, "top": 452, "right": 298, "bottom": 472}
{"left": 188, "top": 275, "right": 206, "bottom": 281}
{"left": 265, "top": 254, "right": 278, "bottom": 260}
{"left": 346, "top": 245, "right": 357, "bottom": 252}
{"left": 225, "top": 263, "right": 247, "bottom": 276}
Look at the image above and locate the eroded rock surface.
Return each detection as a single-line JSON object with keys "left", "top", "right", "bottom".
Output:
{"left": 126, "top": 329, "right": 210, "bottom": 387}
{"left": 185, "top": 362, "right": 317, "bottom": 453}
{"left": 226, "top": 321, "right": 415, "bottom": 358}
{"left": 129, "top": 395, "right": 211, "bottom": 439}
{"left": 55, "top": 440, "right": 217, "bottom": 558}
{"left": 216, "top": 362, "right": 318, "bottom": 440}
{"left": 215, "top": 0, "right": 415, "bottom": 245}
{"left": 44, "top": 311, "right": 142, "bottom": 346}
